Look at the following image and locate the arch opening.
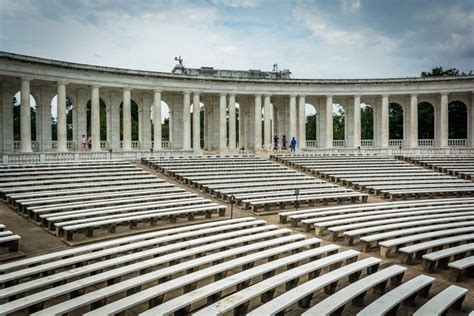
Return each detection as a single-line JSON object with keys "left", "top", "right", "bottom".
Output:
{"left": 418, "top": 102, "right": 435, "bottom": 140}
{"left": 448, "top": 101, "right": 468, "bottom": 139}
{"left": 389, "top": 103, "right": 404, "bottom": 140}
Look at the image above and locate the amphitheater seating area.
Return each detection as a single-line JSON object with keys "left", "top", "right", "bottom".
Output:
{"left": 144, "top": 155, "right": 368, "bottom": 212}
{"left": 399, "top": 155, "right": 474, "bottom": 180}
{"left": 273, "top": 154, "right": 474, "bottom": 200}
{"left": 0, "top": 217, "right": 468, "bottom": 315}
{"left": 281, "top": 198, "right": 474, "bottom": 277}
{"left": 0, "top": 161, "right": 226, "bottom": 241}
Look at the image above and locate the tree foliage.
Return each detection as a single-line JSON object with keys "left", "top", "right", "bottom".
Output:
{"left": 421, "top": 67, "right": 472, "bottom": 78}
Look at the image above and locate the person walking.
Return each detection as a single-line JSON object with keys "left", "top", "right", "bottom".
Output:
{"left": 282, "top": 135, "right": 287, "bottom": 150}
{"left": 81, "top": 134, "right": 88, "bottom": 151}
{"left": 290, "top": 136, "right": 297, "bottom": 153}
{"left": 273, "top": 135, "right": 279, "bottom": 151}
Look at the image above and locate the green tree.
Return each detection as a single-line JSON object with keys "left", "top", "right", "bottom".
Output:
{"left": 333, "top": 107, "right": 345, "bottom": 140}
{"left": 360, "top": 106, "right": 373, "bottom": 140}
{"left": 306, "top": 114, "right": 317, "bottom": 140}
{"left": 13, "top": 96, "right": 36, "bottom": 141}
{"left": 389, "top": 103, "right": 403, "bottom": 139}
{"left": 421, "top": 67, "right": 472, "bottom": 77}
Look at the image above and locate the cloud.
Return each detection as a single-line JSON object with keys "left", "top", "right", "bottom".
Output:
{"left": 0, "top": 0, "right": 472, "bottom": 79}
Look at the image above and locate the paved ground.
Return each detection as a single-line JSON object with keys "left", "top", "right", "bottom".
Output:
{"left": 0, "top": 160, "right": 472, "bottom": 315}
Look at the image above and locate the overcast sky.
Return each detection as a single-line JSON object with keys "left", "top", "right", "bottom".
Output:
{"left": 1, "top": 0, "right": 473, "bottom": 79}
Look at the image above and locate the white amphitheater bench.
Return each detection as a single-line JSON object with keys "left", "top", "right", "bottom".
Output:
{"left": 384, "top": 187, "right": 474, "bottom": 200}
{"left": 0, "top": 233, "right": 20, "bottom": 252}
{"left": 247, "top": 257, "right": 382, "bottom": 315}
{"left": 1, "top": 227, "right": 299, "bottom": 314}
{"left": 302, "top": 265, "right": 406, "bottom": 316}
{"left": 246, "top": 192, "right": 368, "bottom": 212}
{"left": 41, "top": 196, "right": 207, "bottom": 228}
{"left": 0, "top": 217, "right": 257, "bottom": 273}
{"left": 58, "top": 203, "right": 227, "bottom": 240}
{"left": 0, "top": 224, "right": 283, "bottom": 303}
{"left": 75, "top": 237, "right": 321, "bottom": 316}
{"left": 279, "top": 198, "right": 474, "bottom": 224}
{"left": 134, "top": 242, "right": 335, "bottom": 316}
{"left": 7, "top": 182, "right": 172, "bottom": 207}
{"left": 358, "top": 275, "right": 434, "bottom": 316}
{"left": 449, "top": 256, "right": 474, "bottom": 281}
{"left": 304, "top": 203, "right": 474, "bottom": 232}
{"left": 31, "top": 192, "right": 194, "bottom": 222}
{"left": 193, "top": 249, "right": 362, "bottom": 315}
{"left": 1, "top": 178, "right": 163, "bottom": 200}
{"left": 35, "top": 235, "right": 319, "bottom": 316}
{"left": 357, "top": 219, "right": 474, "bottom": 251}
{"left": 398, "top": 233, "right": 474, "bottom": 264}
{"left": 422, "top": 243, "right": 474, "bottom": 272}
{"left": 317, "top": 208, "right": 474, "bottom": 239}
{"left": 413, "top": 285, "right": 468, "bottom": 316}
{"left": 218, "top": 183, "right": 331, "bottom": 200}
{"left": 19, "top": 187, "right": 183, "bottom": 213}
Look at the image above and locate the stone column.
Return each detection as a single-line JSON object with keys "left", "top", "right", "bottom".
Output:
{"left": 353, "top": 95, "right": 361, "bottom": 148}
{"left": 469, "top": 93, "right": 474, "bottom": 147}
{"left": 254, "top": 95, "right": 262, "bottom": 150}
{"left": 90, "top": 85, "right": 101, "bottom": 151}
{"left": 122, "top": 88, "right": 132, "bottom": 151}
{"left": 228, "top": 94, "right": 236, "bottom": 150}
{"left": 325, "top": 95, "right": 333, "bottom": 148}
{"left": 20, "top": 78, "right": 32, "bottom": 152}
{"left": 381, "top": 94, "right": 389, "bottom": 147}
{"left": 298, "top": 95, "right": 306, "bottom": 150}
{"left": 183, "top": 91, "right": 191, "bottom": 150}
{"left": 219, "top": 93, "right": 227, "bottom": 151}
{"left": 141, "top": 93, "right": 152, "bottom": 151}
{"left": 239, "top": 101, "right": 245, "bottom": 149}
{"left": 289, "top": 95, "right": 297, "bottom": 143}
{"left": 440, "top": 92, "right": 449, "bottom": 147}
{"left": 193, "top": 92, "right": 201, "bottom": 151}
{"left": 263, "top": 94, "right": 272, "bottom": 150}
{"left": 409, "top": 94, "right": 418, "bottom": 147}
{"left": 1, "top": 83, "right": 15, "bottom": 153}
{"left": 56, "top": 81, "right": 67, "bottom": 152}
{"left": 153, "top": 90, "right": 162, "bottom": 151}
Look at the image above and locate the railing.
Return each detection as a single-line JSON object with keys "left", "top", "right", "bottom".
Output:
{"left": 389, "top": 139, "right": 403, "bottom": 147}
{"left": 448, "top": 139, "right": 467, "bottom": 147}
{"left": 333, "top": 140, "right": 345, "bottom": 147}
{"left": 51, "top": 141, "right": 77, "bottom": 151}
{"left": 418, "top": 139, "right": 434, "bottom": 147}
{"left": 306, "top": 140, "right": 318, "bottom": 148}
{"left": 361, "top": 140, "right": 374, "bottom": 147}
{"left": 13, "top": 141, "right": 38, "bottom": 152}
{"left": 100, "top": 141, "right": 109, "bottom": 150}
{"left": 151, "top": 141, "right": 171, "bottom": 149}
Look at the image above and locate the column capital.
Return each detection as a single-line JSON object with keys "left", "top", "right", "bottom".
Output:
{"left": 381, "top": 94, "right": 390, "bottom": 98}
{"left": 325, "top": 94, "right": 334, "bottom": 98}
{"left": 90, "top": 84, "right": 101, "bottom": 89}
{"left": 123, "top": 87, "right": 132, "bottom": 93}
{"left": 410, "top": 93, "right": 419, "bottom": 97}
{"left": 440, "top": 92, "right": 449, "bottom": 97}
{"left": 193, "top": 91, "right": 201, "bottom": 96}
{"left": 153, "top": 89, "right": 162, "bottom": 94}
{"left": 57, "top": 80, "right": 68, "bottom": 85}
{"left": 183, "top": 90, "right": 191, "bottom": 95}
{"left": 21, "top": 77, "right": 33, "bottom": 82}
{"left": 298, "top": 94, "right": 306, "bottom": 98}
{"left": 289, "top": 93, "right": 298, "bottom": 98}
{"left": 219, "top": 92, "right": 227, "bottom": 97}
{"left": 353, "top": 94, "right": 362, "bottom": 98}
{"left": 264, "top": 94, "right": 272, "bottom": 98}
{"left": 228, "top": 93, "right": 236, "bottom": 98}
{"left": 255, "top": 94, "right": 262, "bottom": 98}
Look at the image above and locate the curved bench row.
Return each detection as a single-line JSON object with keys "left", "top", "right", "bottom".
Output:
{"left": 0, "top": 217, "right": 469, "bottom": 315}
